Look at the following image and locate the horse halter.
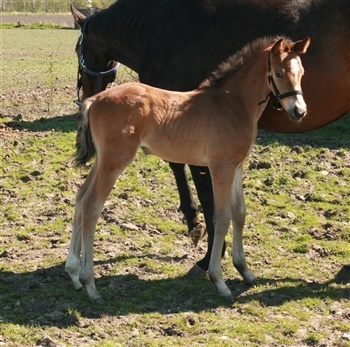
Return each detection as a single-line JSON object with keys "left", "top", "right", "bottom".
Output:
{"left": 259, "top": 51, "right": 303, "bottom": 110}
{"left": 75, "top": 19, "right": 120, "bottom": 105}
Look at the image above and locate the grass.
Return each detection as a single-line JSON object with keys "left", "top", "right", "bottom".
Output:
{"left": 1, "top": 27, "right": 350, "bottom": 347}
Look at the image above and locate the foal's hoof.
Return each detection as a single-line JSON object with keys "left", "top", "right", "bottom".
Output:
{"left": 189, "top": 223, "right": 206, "bottom": 247}
{"left": 244, "top": 277, "right": 258, "bottom": 287}
{"left": 215, "top": 285, "right": 235, "bottom": 303}
{"left": 90, "top": 295, "right": 105, "bottom": 305}
{"left": 74, "top": 282, "right": 84, "bottom": 291}
{"left": 334, "top": 264, "right": 350, "bottom": 284}
{"left": 221, "top": 292, "right": 235, "bottom": 303}
{"left": 186, "top": 264, "right": 207, "bottom": 277}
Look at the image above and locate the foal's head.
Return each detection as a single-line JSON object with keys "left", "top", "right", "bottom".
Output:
{"left": 71, "top": 4, "right": 119, "bottom": 102}
{"left": 268, "top": 37, "right": 311, "bottom": 121}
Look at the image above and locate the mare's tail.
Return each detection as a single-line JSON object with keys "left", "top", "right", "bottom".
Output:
{"left": 73, "top": 98, "right": 96, "bottom": 168}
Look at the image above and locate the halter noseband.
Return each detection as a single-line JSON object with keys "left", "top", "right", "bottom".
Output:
{"left": 75, "top": 18, "right": 120, "bottom": 105}
{"left": 259, "top": 50, "right": 303, "bottom": 110}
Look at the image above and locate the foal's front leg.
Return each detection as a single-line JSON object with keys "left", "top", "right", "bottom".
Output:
{"left": 231, "top": 166, "right": 256, "bottom": 285}
{"left": 208, "top": 162, "right": 236, "bottom": 301}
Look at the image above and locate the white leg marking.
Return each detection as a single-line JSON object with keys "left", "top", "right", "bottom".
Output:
{"left": 231, "top": 166, "right": 256, "bottom": 284}
{"left": 208, "top": 162, "right": 236, "bottom": 301}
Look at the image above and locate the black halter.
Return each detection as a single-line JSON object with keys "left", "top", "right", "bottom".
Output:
{"left": 259, "top": 51, "right": 303, "bottom": 110}
{"left": 75, "top": 18, "right": 120, "bottom": 105}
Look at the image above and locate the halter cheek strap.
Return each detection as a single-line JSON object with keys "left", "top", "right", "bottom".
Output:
{"left": 75, "top": 18, "right": 120, "bottom": 105}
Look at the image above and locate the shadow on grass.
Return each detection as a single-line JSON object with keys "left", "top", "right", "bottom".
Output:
{"left": 5, "top": 113, "right": 78, "bottom": 133}
{"left": 1, "top": 255, "right": 349, "bottom": 328}
{"left": 5, "top": 113, "right": 350, "bottom": 149}
{"left": 232, "top": 270, "right": 350, "bottom": 307}
{"left": 257, "top": 114, "right": 350, "bottom": 150}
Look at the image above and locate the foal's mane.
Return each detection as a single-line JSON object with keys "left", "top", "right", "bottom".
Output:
{"left": 200, "top": 36, "right": 291, "bottom": 88}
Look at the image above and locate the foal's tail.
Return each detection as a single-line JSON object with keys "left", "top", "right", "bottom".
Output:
{"left": 73, "top": 98, "right": 96, "bottom": 168}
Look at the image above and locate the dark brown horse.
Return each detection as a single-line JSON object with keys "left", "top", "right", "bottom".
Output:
{"left": 70, "top": 0, "right": 350, "bottom": 274}
{"left": 66, "top": 36, "right": 310, "bottom": 303}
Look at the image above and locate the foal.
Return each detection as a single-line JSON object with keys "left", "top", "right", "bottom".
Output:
{"left": 66, "top": 36, "right": 310, "bottom": 303}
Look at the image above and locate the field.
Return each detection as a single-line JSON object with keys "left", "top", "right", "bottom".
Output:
{"left": 1, "top": 13, "right": 74, "bottom": 27}
{"left": 1, "top": 25, "right": 350, "bottom": 347}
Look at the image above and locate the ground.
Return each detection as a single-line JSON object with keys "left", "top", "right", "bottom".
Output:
{"left": 0, "top": 16, "right": 350, "bottom": 347}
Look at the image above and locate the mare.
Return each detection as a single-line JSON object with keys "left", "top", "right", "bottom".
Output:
{"left": 65, "top": 36, "right": 310, "bottom": 303}
{"left": 70, "top": 0, "right": 350, "bottom": 274}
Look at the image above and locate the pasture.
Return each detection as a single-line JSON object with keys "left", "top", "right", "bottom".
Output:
{"left": 1, "top": 27, "right": 350, "bottom": 347}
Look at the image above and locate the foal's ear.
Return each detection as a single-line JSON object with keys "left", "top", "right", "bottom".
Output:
{"left": 70, "top": 3, "right": 86, "bottom": 29}
{"left": 271, "top": 39, "right": 286, "bottom": 55}
{"left": 293, "top": 37, "right": 311, "bottom": 54}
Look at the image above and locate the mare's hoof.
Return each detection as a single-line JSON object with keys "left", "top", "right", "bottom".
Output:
{"left": 186, "top": 264, "right": 207, "bottom": 277}
{"left": 334, "top": 264, "right": 350, "bottom": 284}
{"left": 189, "top": 223, "right": 206, "bottom": 247}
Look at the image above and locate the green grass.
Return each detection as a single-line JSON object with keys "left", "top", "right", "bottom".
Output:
{"left": 1, "top": 28, "right": 350, "bottom": 347}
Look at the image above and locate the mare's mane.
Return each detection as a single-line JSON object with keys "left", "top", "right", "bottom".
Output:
{"left": 202, "top": 0, "right": 315, "bottom": 20}
{"left": 104, "top": 0, "right": 161, "bottom": 30}
{"left": 200, "top": 36, "right": 292, "bottom": 88}
{"left": 93, "top": 0, "right": 316, "bottom": 32}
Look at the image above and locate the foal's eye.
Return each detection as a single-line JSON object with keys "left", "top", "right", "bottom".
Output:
{"left": 275, "top": 72, "right": 284, "bottom": 79}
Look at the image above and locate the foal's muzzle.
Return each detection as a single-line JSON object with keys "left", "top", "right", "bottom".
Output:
{"left": 285, "top": 97, "right": 307, "bottom": 121}
{"left": 289, "top": 105, "right": 307, "bottom": 120}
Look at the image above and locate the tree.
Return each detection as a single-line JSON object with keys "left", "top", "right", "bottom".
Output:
{"left": 1, "top": 0, "right": 115, "bottom": 13}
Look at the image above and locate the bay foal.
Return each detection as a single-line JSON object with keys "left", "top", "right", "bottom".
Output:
{"left": 66, "top": 36, "right": 310, "bottom": 303}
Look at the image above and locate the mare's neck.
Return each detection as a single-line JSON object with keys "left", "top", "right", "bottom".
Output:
{"left": 91, "top": 14, "right": 148, "bottom": 73}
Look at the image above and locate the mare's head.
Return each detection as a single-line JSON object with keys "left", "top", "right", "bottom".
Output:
{"left": 71, "top": 4, "right": 119, "bottom": 102}
{"left": 268, "top": 37, "right": 311, "bottom": 121}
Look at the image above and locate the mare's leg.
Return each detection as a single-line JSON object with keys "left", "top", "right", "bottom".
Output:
{"left": 190, "top": 166, "right": 226, "bottom": 272}
{"left": 231, "top": 166, "right": 256, "bottom": 285}
{"left": 65, "top": 162, "right": 98, "bottom": 290}
{"left": 208, "top": 162, "right": 236, "bottom": 301}
{"left": 169, "top": 162, "right": 199, "bottom": 234}
{"left": 79, "top": 159, "right": 126, "bottom": 303}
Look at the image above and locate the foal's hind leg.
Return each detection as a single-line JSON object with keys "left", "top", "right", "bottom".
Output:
{"left": 231, "top": 166, "right": 256, "bottom": 285}
{"left": 66, "top": 162, "right": 98, "bottom": 291}
{"left": 79, "top": 160, "right": 125, "bottom": 303}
